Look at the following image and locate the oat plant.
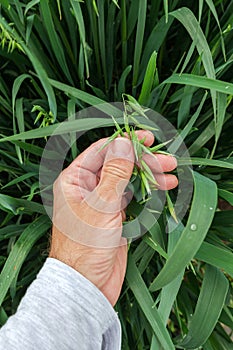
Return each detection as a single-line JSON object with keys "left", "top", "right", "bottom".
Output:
{"left": 0, "top": 1, "right": 233, "bottom": 349}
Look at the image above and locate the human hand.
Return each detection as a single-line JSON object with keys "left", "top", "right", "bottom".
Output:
{"left": 49, "top": 131, "right": 178, "bottom": 305}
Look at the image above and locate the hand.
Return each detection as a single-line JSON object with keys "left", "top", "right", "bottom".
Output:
{"left": 49, "top": 131, "right": 178, "bottom": 305}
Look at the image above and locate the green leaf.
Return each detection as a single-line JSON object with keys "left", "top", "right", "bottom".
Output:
{"left": 158, "top": 225, "right": 184, "bottom": 324}
{"left": 172, "top": 91, "right": 207, "bottom": 152}
{"left": 170, "top": 7, "right": 216, "bottom": 114}
{"left": 40, "top": 0, "right": 72, "bottom": 83}
{"left": 118, "top": 65, "right": 132, "bottom": 97}
{"left": 0, "top": 0, "right": 9, "bottom": 8}
{"left": 140, "top": 16, "right": 173, "bottom": 82}
{"left": 0, "top": 216, "right": 51, "bottom": 306}
{"left": 195, "top": 241, "right": 233, "bottom": 277}
{"left": 132, "top": 0, "right": 147, "bottom": 88}
{"left": 150, "top": 172, "right": 217, "bottom": 291}
{"left": 24, "top": 0, "right": 40, "bottom": 15}
{"left": 12, "top": 74, "right": 31, "bottom": 115}
{"left": 218, "top": 189, "right": 233, "bottom": 206}
{"left": 166, "top": 192, "right": 178, "bottom": 223}
{"left": 2, "top": 172, "right": 37, "bottom": 189}
{"left": 0, "top": 117, "right": 123, "bottom": 142}
{"left": 138, "top": 51, "right": 157, "bottom": 105}
{"left": 178, "top": 157, "right": 233, "bottom": 170}
{"left": 0, "top": 224, "right": 27, "bottom": 241}
{"left": 143, "top": 235, "right": 168, "bottom": 259}
{"left": 178, "top": 265, "right": 229, "bottom": 348}
{"left": 126, "top": 253, "right": 175, "bottom": 350}
{"left": 164, "top": 73, "right": 233, "bottom": 95}
{"left": 71, "top": 0, "right": 90, "bottom": 79}
{"left": 0, "top": 306, "right": 8, "bottom": 326}
{"left": 0, "top": 194, "right": 45, "bottom": 215}
{"left": 49, "top": 78, "right": 121, "bottom": 116}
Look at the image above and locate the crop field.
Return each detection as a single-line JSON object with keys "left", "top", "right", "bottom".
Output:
{"left": 0, "top": 1, "right": 233, "bottom": 349}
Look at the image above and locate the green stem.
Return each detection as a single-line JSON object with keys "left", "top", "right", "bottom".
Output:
{"left": 121, "top": 0, "right": 127, "bottom": 69}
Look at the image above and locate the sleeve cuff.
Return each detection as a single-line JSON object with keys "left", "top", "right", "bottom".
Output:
{"left": 1, "top": 257, "right": 121, "bottom": 349}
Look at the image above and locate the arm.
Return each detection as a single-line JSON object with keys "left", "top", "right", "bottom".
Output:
{"left": 0, "top": 258, "right": 121, "bottom": 350}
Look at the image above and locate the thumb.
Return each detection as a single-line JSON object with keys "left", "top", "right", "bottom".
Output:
{"left": 97, "top": 138, "right": 135, "bottom": 203}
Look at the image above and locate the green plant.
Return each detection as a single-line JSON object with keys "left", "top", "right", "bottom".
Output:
{"left": 0, "top": 1, "right": 233, "bottom": 349}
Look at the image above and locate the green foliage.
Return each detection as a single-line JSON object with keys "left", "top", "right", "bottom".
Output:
{"left": 0, "top": 0, "right": 233, "bottom": 348}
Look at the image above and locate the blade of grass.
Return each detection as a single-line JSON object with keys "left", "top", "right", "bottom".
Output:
{"left": 138, "top": 51, "right": 157, "bottom": 106}
{"left": 195, "top": 241, "right": 233, "bottom": 277}
{"left": 140, "top": 16, "right": 174, "bottom": 82}
{"left": 126, "top": 253, "right": 175, "bottom": 350}
{"left": 172, "top": 91, "right": 207, "bottom": 153}
{"left": 205, "top": 0, "right": 226, "bottom": 60}
{"left": 127, "top": 0, "right": 139, "bottom": 40}
{"left": 67, "top": 98, "right": 78, "bottom": 160}
{"left": 178, "top": 265, "right": 228, "bottom": 348}
{"left": 150, "top": 172, "right": 217, "bottom": 291}
{"left": 96, "top": 0, "right": 107, "bottom": 90}
{"left": 177, "top": 62, "right": 202, "bottom": 127}
{"left": 2, "top": 172, "right": 37, "bottom": 189}
{"left": 188, "top": 119, "right": 215, "bottom": 155}
{"left": 71, "top": 0, "right": 90, "bottom": 79}
{"left": 12, "top": 74, "right": 31, "bottom": 163}
{"left": 163, "top": 0, "right": 168, "bottom": 23}
{"left": 39, "top": 0, "right": 72, "bottom": 83}
{"left": 7, "top": 140, "right": 50, "bottom": 157}
{"left": 12, "top": 74, "right": 31, "bottom": 113}
{"left": 132, "top": 0, "right": 147, "bottom": 91}
{"left": 0, "top": 224, "right": 27, "bottom": 241}
{"left": 121, "top": 0, "right": 127, "bottom": 69}
{"left": 0, "top": 17, "right": 57, "bottom": 118}
{"left": 0, "top": 306, "right": 8, "bottom": 326}
{"left": 117, "top": 65, "right": 132, "bottom": 97}
{"left": 0, "top": 215, "right": 51, "bottom": 306}
{"left": 164, "top": 73, "right": 233, "bottom": 95}
{"left": 106, "top": 2, "right": 116, "bottom": 90}
{"left": 25, "top": 0, "right": 40, "bottom": 16}
{"left": 211, "top": 92, "right": 227, "bottom": 158}
{"left": 0, "top": 194, "right": 45, "bottom": 215}
{"left": 158, "top": 224, "right": 184, "bottom": 324}
{"left": 0, "top": 117, "right": 123, "bottom": 142}
{"left": 170, "top": 7, "right": 216, "bottom": 116}
{"left": 49, "top": 78, "right": 120, "bottom": 116}
{"left": 218, "top": 189, "right": 233, "bottom": 206}
{"left": 0, "top": 0, "right": 9, "bottom": 7}
{"left": 61, "top": 0, "right": 78, "bottom": 63}
{"left": 86, "top": 0, "right": 101, "bottom": 81}
{"left": 178, "top": 157, "right": 233, "bottom": 170}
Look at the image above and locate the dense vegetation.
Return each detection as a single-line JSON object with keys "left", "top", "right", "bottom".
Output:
{"left": 0, "top": 0, "right": 233, "bottom": 349}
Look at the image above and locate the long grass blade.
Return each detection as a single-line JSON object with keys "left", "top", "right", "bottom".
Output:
{"left": 126, "top": 253, "right": 175, "bottom": 350}
{"left": 195, "top": 242, "right": 233, "bottom": 277}
{"left": 165, "top": 73, "right": 233, "bottom": 95}
{"left": 150, "top": 172, "right": 217, "bottom": 291}
{"left": 39, "top": 0, "right": 72, "bottom": 82}
{"left": 178, "top": 265, "right": 229, "bottom": 348}
{"left": 71, "top": 0, "right": 90, "bottom": 79}
{"left": 132, "top": 0, "right": 147, "bottom": 90}
{"left": 178, "top": 157, "right": 233, "bottom": 170}
{"left": 0, "top": 216, "right": 51, "bottom": 306}
{"left": 138, "top": 51, "right": 157, "bottom": 106}
{"left": 0, "top": 194, "right": 45, "bottom": 215}
{"left": 0, "top": 117, "right": 122, "bottom": 142}
{"left": 170, "top": 7, "right": 216, "bottom": 115}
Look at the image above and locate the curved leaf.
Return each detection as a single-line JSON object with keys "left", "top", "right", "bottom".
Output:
{"left": 150, "top": 172, "right": 217, "bottom": 291}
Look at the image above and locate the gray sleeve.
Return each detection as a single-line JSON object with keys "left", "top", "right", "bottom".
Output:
{"left": 0, "top": 258, "right": 121, "bottom": 350}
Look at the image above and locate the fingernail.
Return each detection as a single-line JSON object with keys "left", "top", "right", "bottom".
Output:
{"left": 107, "top": 138, "right": 133, "bottom": 159}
